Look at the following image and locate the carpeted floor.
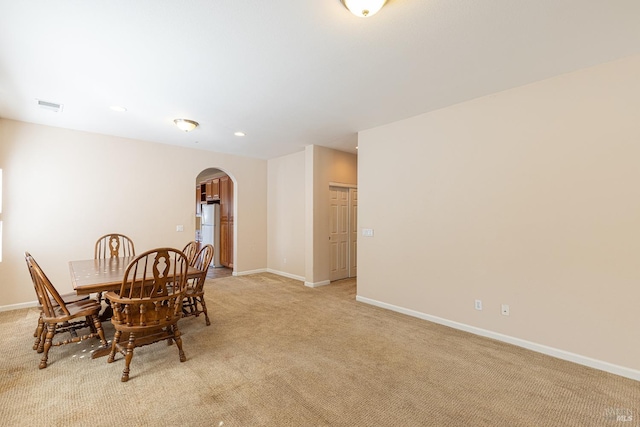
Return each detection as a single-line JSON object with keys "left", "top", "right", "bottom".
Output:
{"left": 0, "top": 273, "right": 638, "bottom": 426}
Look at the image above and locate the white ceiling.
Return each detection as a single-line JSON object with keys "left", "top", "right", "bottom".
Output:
{"left": 1, "top": 1, "right": 639, "bottom": 160}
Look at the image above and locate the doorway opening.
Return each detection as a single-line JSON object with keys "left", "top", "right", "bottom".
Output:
{"left": 196, "top": 168, "right": 234, "bottom": 276}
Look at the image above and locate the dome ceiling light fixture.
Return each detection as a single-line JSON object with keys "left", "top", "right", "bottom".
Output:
{"left": 174, "top": 118, "right": 199, "bottom": 132}
{"left": 340, "top": 0, "right": 387, "bottom": 18}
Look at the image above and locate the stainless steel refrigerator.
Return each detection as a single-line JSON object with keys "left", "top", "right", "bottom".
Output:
{"left": 201, "top": 203, "right": 222, "bottom": 267}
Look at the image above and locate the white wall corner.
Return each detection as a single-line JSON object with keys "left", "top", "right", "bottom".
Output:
{"left": 266, "top": 269, "right": 305, "bottom": 282}
{"left": 232, "top": 268, "right": 267, "bottom": 277}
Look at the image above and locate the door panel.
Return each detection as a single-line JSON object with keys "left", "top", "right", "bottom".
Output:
{"left": 350, "top": 188, "right": 358, "bottom": 277}
{"left": 329, "top": 187, "right": 350, "bottom": 281}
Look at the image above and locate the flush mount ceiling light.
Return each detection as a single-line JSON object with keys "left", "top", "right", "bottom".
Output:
{"left": 340, "top": 0, "right": 387, "bottom": 17}
{"left": 174, "top": 118, "right": 199, "bottom": 132}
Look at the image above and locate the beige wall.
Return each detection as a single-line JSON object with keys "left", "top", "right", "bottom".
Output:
{"left": 267, "top": 151, "right": 306, "bottom": 279}
{"left": 267, "top": 146, "right": 358, "bottom": 285}
{"left": 0, "top": 119, "right": 267, "bottom": 307}
{"left": 357, "top": 55, "right": 640, "bottom": 375}
{"left": 306, "top": 145, "right": 358, "bottom": 286}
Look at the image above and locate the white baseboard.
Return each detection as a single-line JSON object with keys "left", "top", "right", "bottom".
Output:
{"left": 356, "top": 295, "right": 640, "bottom": 382}
{"left": 266, "top": 269, "right": 305, "bottom": 282}
{"left": 232, "top": 268, "right": 267, "bottom": 277}
{"left": 0, "top": 300, "right": 38, "bottom": 312}
{"left": 305, "top": 280, "right": 330, "bottom": 288}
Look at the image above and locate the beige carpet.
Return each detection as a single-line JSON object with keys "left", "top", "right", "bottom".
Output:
{"left": 1, "top": 273, "right": 638, "bottom": 426}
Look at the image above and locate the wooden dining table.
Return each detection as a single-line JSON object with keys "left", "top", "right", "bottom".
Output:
{"left": 70, "top": 256, "right": 135, "bottom": 296}
{"left": 69, "top": 256, "right": 205, "bottom": 358}
{"left": 69, "top": 256, "right": 204, "bottom": 295}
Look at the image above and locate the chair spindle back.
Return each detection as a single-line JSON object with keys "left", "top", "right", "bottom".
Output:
{"left": 182, "top": 241, "right": 199, "bottom": 266}
{"left": 94, "top": 233, "right": 135, "bottom": 259}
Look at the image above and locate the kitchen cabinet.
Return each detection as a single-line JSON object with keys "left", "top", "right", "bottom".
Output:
{"left": 219, "top": 176, "right": 234, "bottom": 267}
{"left": 205, "top": 178, "right": 220, "bottom": 200}
{"left": 196, "top": 174, "right": 233, "bottom": 268}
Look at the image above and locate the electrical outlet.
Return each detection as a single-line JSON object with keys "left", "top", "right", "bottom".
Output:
{"left": 474, "top": 300, "right": 482, "bottom": 310}
{"left": 501, "top": 304, "right": 510, "bottom": 316}
{"left": 176, "top": 225, "right": 184, "bottom": 232}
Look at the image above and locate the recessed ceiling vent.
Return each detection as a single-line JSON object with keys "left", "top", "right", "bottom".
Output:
{"left": 36, "top": 99, "right": 63, "bottom": 112}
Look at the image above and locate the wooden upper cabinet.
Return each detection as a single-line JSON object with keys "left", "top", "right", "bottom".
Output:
{"left": 212, "top": 178, "right": 220, "bottom": 198}
{"left": 205, "top": 178, "right": 220, "bottom": 200}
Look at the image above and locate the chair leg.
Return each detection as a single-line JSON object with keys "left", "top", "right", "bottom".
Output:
{"left": 195, "top": 297, "right": 203, "bottom": 317}
{"left": 36, "top": 327, "right": 46, "bottom": 353}
{"left": 90, "top": 314, "right": 108, "bottom": 347}
{"left": 165, "top": 325, "right": 173, "bottom": 346}
{"left": 121, "top": 333, "right": 136, "bottom": 382}
{"left": 198, "top": 297, "right": 211, "bottom": 326}
{"left": 33, "top": 314, "right": 44, "bottom": 351}
{"left": 172, "top": 324, "right": 186, "bottom": 362}
{"left": 33, "top": 314, "right": 41, "bottom": 337}
{"left": 87, "top": 316, "right": 97, "bottom": 335}
{"left": 108, "top": 330, "right": 121, "bottom": 363}
{"left": 39, "top": 323, "right": 55, "bottom": 369}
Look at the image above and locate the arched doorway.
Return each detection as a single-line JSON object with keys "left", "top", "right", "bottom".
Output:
{"left": 196, "top": 168, "right": 234, "bottom": 277}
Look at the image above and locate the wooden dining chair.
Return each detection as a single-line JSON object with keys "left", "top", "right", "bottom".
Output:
{"left": 30, "top": 288, "right": 90, "bottom": 353}
{"left": 25, "top": 252, "right": 108, "bottom": 369}
{"left": 104, "top": 248, "right": 189, "bottom": 382}
{"left": 94, "top": 233, "right": 135, "bottom": 259}
{"left": 182, "top": 241, "right": 199, "bottom": 266}
{"left": 182, "top": 244, "right": 214, "bottom": 326}
{"left": 94, "top": 233, "right": 136, "bottom": 309}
